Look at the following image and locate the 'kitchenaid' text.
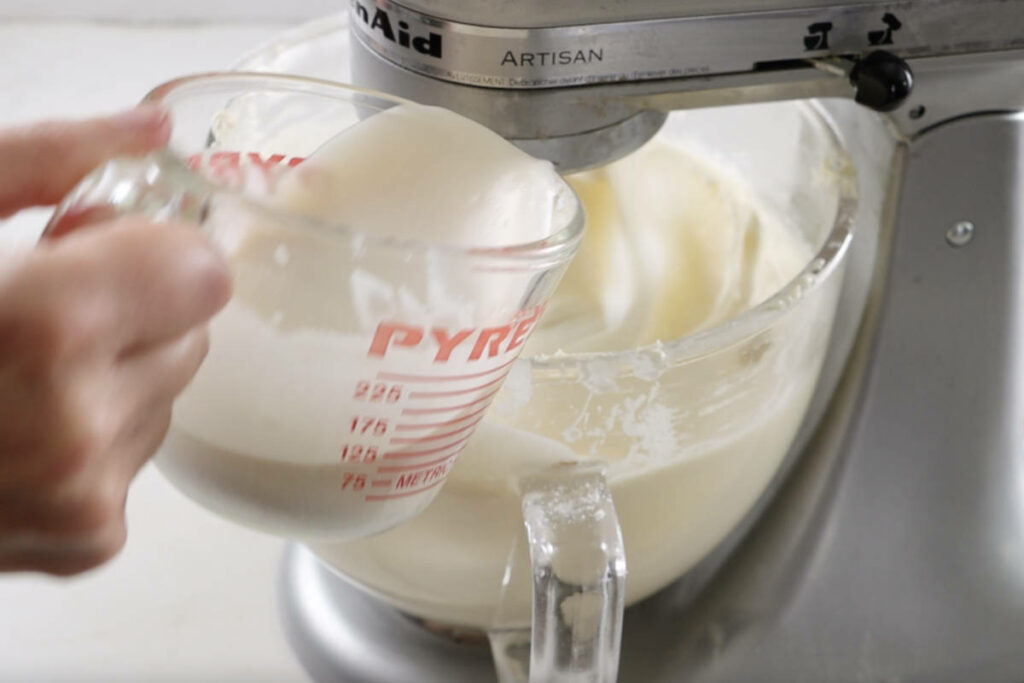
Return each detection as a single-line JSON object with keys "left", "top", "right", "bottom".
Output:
{"left": 354, "top": 3, "right": 443, "bottom": 58}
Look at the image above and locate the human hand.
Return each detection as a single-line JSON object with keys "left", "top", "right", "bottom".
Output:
{"left": 0, "top": 108, "right": 232, "bottom": 575}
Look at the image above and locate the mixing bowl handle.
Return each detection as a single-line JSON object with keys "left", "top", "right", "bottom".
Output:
{"left": 495, "top": 465, "right": 626, "bottom": 683}
{"left": 42, "top": 152, "right": 211, "bottom": 239}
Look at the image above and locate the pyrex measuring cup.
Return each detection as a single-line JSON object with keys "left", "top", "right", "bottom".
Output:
{"left": 44, "top": 73, "right": 583, "bottom": 542}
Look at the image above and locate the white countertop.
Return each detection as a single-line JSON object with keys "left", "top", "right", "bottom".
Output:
{"left": 0, "top": 20, "right": 317, "bottom": 683}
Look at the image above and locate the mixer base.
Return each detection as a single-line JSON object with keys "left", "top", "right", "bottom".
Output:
{"left": 279, "top": 544, "right": 500, "bottom": 683}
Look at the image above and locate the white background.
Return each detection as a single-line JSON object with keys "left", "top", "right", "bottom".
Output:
{"left": 0, "top": 0, "right": 339, "bottom": 22}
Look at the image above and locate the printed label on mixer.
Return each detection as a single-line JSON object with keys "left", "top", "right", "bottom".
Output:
{"left": 802, "top": 21, "right": 833, "bottom": 51}
{"left": 867, "top": 12, "right": 902, "bottom": 46}
{"left": 353, "top": 1, "right": 442, "bottom": 58}
{"left": 349, "top": 0, "right": 1022, "bottom": 90}
{"left": 500, "top": 49, "right": 605, "bottom": 68}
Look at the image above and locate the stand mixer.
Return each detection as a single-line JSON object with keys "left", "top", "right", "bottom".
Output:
{"left": 237, "top": 1, "right": 1024, "bottom": 680}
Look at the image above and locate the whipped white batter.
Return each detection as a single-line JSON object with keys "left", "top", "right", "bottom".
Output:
{"left": 528, "top": 143, "right": 812, "bottom": 354}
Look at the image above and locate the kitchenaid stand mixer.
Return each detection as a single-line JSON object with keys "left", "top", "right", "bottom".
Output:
{"left": 264, "top": 1, "right": 1024, "bottom": 681}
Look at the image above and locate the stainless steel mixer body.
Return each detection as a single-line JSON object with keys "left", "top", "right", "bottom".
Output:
{"left": 348, "top": 0, "right": 1022, "bottom": 171}
{"left": 280, "top": 2, "right": 1024, "bottom": 680}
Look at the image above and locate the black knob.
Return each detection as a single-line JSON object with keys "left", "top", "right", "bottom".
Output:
{"left": 849, "top": 50, "right": 914, "bottom": 112}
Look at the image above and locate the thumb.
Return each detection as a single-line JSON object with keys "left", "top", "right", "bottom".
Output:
{"left": 0, "top": 106, "right": 170, "bottom": 219}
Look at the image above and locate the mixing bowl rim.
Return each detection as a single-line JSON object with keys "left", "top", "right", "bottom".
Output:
{"left": 524, "top": 98, "right": 857, "bottom": 374}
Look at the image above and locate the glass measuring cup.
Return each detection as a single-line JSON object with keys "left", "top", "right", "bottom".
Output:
{"left": 44, "top": 73, "right": 583, "bottom": 542}
{"left": 307, "top": 99, "right": 856, "bottom": 683}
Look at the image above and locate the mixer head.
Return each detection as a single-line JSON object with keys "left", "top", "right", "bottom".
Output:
{"left": 348, "top": 0, "right": 1021, "bottom": 172}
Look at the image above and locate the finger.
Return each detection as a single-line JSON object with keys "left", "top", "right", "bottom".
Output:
{"left": 114, "top": 329, "right": 209, "bottom": 477}
{"left": 0, "top": 523, "right": 127, "bottom": 576}
{"left": 0, "top": 332, "right": 194, "bottom": 504}
{"left": 113, "top": 399, "right": 174, "bottom": 482}
{"left": 28, "top": 217, "right": 231, "bottom": 351}
{"left": 0, "top": 106, "right": 170, "bottom": 218}
{"left": 0, "top": 360, "right": 116, "bottom": 492}
{"left": 0, "top": 330, "right": 207, "bottom": 494}
{"left": 42, "top": 205, "right": 118, "bottom": 241}
{"left": 118, "top": 326, "right": 210, "bottom": 396}
{"left": 0, "top": 467, "right": 126, "bottom": 539}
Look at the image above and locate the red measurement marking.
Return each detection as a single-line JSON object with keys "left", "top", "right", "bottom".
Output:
{"left": 365, "top": 477, "right": 446, "bottom": 501}
{"left": 389, "top": 417, "right": 483, "bottom": 445}
{"left": 371, "top": 479, "right": 393, "bottom": 488}
{"left": 377, "top": 356, "right": 518, "bottom": 383}
{"left": 394, "top": 404, "right": 490, "bottom": 430}
{"left": 409, "top": 373, "right": 508, "bottom": 399}
{"left": 384, "top": 436, "right": 471, "bottom": 460}
{"left": 378, "top": 453, "right": 458, "bottom": 474}
{"left": 401, "top": 388, "right": 500, "bottom": 416}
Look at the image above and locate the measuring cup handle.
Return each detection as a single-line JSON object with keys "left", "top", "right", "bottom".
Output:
{"left": 44, "top": 152, "right": 209, "bottom": 238}
{"left": 519, "top": 465, "right": 626, "bottom": 683}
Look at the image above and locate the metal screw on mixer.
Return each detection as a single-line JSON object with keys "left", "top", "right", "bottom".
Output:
{"left": 945, "top": 220, "right": 975, "bottom": 247}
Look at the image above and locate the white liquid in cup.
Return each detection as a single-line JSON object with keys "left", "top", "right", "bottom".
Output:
{"left": 156, "top": 103, "right": 576, "bottom": 540}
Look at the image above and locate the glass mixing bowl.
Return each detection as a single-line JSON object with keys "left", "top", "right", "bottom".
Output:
{"left": 308, "top": 99, "right": 856, "bottom": 630}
